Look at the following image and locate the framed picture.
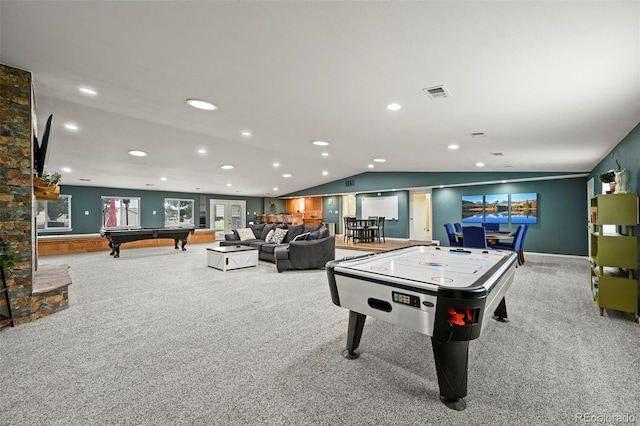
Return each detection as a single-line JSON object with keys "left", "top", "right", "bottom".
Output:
{"left": 510, "top": 193, "right": 538, "bottom": 224}
{"left": 461, "top": 195, "right": 483, "bottom": 223}
{"left": 484, "top": 194, "right": 509, "bottom": 223}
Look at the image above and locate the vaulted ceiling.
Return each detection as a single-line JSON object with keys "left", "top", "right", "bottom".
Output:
{"left": 1, "top": 1, "right": 638, "bottom": 196}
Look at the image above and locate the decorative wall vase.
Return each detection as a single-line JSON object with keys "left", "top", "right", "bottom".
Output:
{"left": 33, "top": 177, "right": 60, "bottom": 200}
{"left": 614, "top": 169, "right": 630, "bottom": 194}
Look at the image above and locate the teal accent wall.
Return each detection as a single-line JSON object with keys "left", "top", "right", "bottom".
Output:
{"left": 588, "top": 122, "right": 640, "bottom": 280}
{"left": 588, "top": 123, "right": 639, "bottom": 196}
{"left": 47, "top": 122, "right": 640, "bottom": 258}
{"left": 356, "top": 191, "right": 410, "bottom": 239}
{"left": 48, "top": 185, "right": 264, "bottom": 235}
{"left": 322, "top": 195, "right": 341, "bottom": 232}
{"left": 284, "top": 171, "right": 581, "bottom": 197}
{"left": 432, "top": 177, "right": 588, "bottom": 256}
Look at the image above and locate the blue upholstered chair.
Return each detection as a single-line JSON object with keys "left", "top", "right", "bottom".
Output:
{"left": 493, "top": 225, "right": 525, "bottom": 264}
{"left": 482, "top": 222, "right": 500, "bottom": 231}
{"left": 444, "top": 223, "right": 462, "bottom": 247}
{"left": 454, "top": 223, "right": 462, "bottom": 233}
{"left": 462, "top": 226, "right": 491, "bottom": 249}
{"left": 517, "top": 224, "right": 530, "bottom": 264}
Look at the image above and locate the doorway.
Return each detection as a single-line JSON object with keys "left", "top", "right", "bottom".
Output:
{"left": 410, "top": 190, "right": 432, "bottom": 241}
{"left": 210, "top": 199, "right": 246, "bottom": 241}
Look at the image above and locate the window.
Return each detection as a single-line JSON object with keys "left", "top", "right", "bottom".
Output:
{"left": 101, "top": 197, "right": 141, "bottom": 228}
{"left": 37, "top": 195, "right": 71, "bottom": 231}
{"left": 164, "top": 198, "right": 195, "bottom": 227}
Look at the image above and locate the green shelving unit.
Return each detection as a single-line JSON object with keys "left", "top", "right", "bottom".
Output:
{"left": 589, "top": 193, "right": 639, "bottom": 321}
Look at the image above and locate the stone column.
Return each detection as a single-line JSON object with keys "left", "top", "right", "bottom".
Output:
{"left": 0, "top": 64, "right": 34, "bottom": 325}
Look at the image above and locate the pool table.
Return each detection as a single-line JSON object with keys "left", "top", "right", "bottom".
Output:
{"left": 100, "top": 226, "right": 195, "bottom": 258}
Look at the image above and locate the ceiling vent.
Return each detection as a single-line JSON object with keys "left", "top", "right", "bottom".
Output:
{"left": 491, "top": 152, "right": 504, "bottom": 156}
{"left": 423, "top": 85, "right": 450, "bottom": 99}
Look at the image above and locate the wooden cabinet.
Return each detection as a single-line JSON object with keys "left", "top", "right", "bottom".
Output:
{"left": 589, "top": 193, "right": 638, "bottom": 320}
{"left": 284, "top": 197, "right": 323, "bottom": 225}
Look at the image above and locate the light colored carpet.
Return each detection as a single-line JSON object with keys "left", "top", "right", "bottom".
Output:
{"left": 1, "top": 245, "right": 638, "bottom": 425}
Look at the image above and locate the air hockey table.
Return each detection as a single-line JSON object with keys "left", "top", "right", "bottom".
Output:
{"left": 326, "top": 245, "right": 517, "bottom": 411}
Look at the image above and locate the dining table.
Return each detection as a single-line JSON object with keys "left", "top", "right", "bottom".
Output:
{"left": 348, "top": 218, "right": 380, "bottom": 243}
{"left": 454, "top": 230, "right": 514, "bottom": 246}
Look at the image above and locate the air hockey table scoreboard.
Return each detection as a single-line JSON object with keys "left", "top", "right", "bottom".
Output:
{"left": 326, "top": 245, "right": 517, "bottom": 411}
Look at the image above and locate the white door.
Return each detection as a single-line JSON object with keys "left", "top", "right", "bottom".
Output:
{"left": 410, "top": 190, "right": 432, "bottom": 241}
{"left": 210, "top": 199, "right": 246, "bottom": 241}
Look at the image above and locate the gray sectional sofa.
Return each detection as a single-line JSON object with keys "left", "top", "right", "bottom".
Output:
{"left": 220, "top": 223, "right": 335, "bottom": 272}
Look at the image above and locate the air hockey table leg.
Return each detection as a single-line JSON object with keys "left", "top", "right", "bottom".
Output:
{"left": 431, "top": 338, "right": 469, "bottom": 411}
{"left": 491, "top": 297, "right": 509, "bottom": 322}
{"left": 343, "top": 310, "right": 366, "bottom": 360}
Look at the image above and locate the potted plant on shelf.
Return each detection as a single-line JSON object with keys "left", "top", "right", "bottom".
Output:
{"left": 598, "top": 170, "right": 616, "bottom": 194}
{"left": 34, "top": 171, "right": 62, "bottom": 200}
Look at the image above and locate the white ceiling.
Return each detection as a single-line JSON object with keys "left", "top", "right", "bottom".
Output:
{"left": 1, "top": 1, "right": 639, "bottom": 197}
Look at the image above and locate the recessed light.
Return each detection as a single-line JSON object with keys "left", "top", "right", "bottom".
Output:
{"left": 373, "top": 158, "right": 386, "bottom": 163}
{"left": 322, "top": 171, "right": 328, "bottom": 176}
{"left": 61, "top": 167, "right": 72, "bottom": 172}
{"left": 64, "top": 123, "right": 79, "bottom": 131}
{"left": 368, "top": 164, "right": 374, "bottom": 168}
{"left": 226, "top": 183, "right": 232, "bottom": 187}
{"left": 312, "top": 140, "right": 330, "bottom": 146}
{"left": 273, "top": 187, "right": 278, "bottom": 191}
{"left": 470, "top": 132, "right": 487, "bottom": 138}
{"left": 321, "top": 152, "right": 329, "bottom": 157}
{"left": 79, "top": 87, "right": 97, "bottom": 96}
{"left": 198, "top": 149, "right": 207, "bottom": 154}
{"left": 476, "top": 162, "right": 485, "bottom": 167}
{"left": 282, "top": 173, "right": 292, "bottom": 178}
{"left": 386, "top": 103, "right": 402, "bottom": 111}
{"left": 273, "top": 162, "right": 280, "bottom": 167}
{"left": 220, "top": 164, "right": 234, "bottom": 170}
{"left": 241, "top": 131, "right": 252, "bottom": 137}
{"left": 448, "top": 144, "right": 459, "bottom": 150}
{"left": 160, "top": 177, "right": 167, "bottom": 181}
{"left": 128, "top": 150, "right": 147, "bottom": 157}
{"left": 186, "top": 99, "right": 217, "bottom": 110}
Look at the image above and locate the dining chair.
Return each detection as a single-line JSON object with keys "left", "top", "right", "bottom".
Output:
{"left": 365, "top": 216, "right": 378, "bottom": 243}
{"left": 482, "top": 222, "right": 500, "bottom": 231}
{"left": 345, "top": 216, "right": 363, "bottom": 244}
{"left": 444, "top": 223, "right": 461, "bottom": 247}
{"left": 343, "top": 216, "right": 353, "bottom": 243}
{"left": 462, "top": 226, "right": 491, "bottom": 249}
{"left": 374, "top": 216, "right": 385, "bottom": 243}
{"left": 518, "top": 224, "right": 530, "bottom": 264}
{"left": 493, "top": 225, "right": 525, "bottom": 264}
{"left": 454, "top": 223, "right": 462, "bottom": 233}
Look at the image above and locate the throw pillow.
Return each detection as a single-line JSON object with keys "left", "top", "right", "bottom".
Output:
{"left": 264, "top": 229, "right": 275, "bottom": 243}
{"left": 284, "top": 224, "right": 305, "bottom": 243}
{"left": 303, "top": 225, "right": 321, "bottom": 234}
{"left": 292, "top": 232, "right": 310, "bottom": 242}
{"left": 306, "top": 230, "right": 319, "bottom": 240}
{"left": 260, "top": 224, "right": 275, "bottom": 240}
{"left": 318, "top": 226, "right": 330, "bottom": 239}
{"left": 248, "top": 223, "right": 266, "bottom": 239}
{"left": 237, "top": 228, "right": 256, "bottom": 241}
{"left": 271, "top": 227, "right": 288, "bottom": 244}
